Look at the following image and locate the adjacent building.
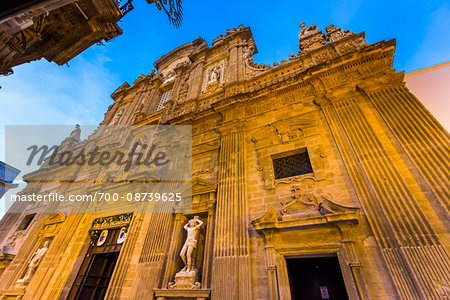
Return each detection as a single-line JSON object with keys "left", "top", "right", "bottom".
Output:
{"left": 405, "top": 61, "right": 450, "bottom": 132}
{"left": 0, "top": 23, "right": 449, "bottom": 300}
{"left": 0, "top": 0, "right": 182, "bottom": 75}
{"left": 0, "top": 162, "right": 20, "bottom": 199}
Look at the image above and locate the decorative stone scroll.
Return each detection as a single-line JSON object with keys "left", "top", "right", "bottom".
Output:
{"left": 212, "top": 34, "right": 227, "bottom": 46}
{"left": 298, "top": 22, "right": 327, "bottom": 53}
{"left": 325, "top": 24, "right": 354, "bottom": 42}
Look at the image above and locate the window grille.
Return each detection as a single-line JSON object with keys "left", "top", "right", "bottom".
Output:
{"left": 156, "top": 89, "right": 172, "bottom": 110}
{"left": 272, "top": 149, "right": 313, "bottom": 179}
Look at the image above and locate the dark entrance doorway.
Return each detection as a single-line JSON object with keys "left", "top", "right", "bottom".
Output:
{"left": 76, "top": 252, "right": 119, "bottom": 299}
{"left": 286, "top": 256, "right": 349, "bottom": 300}
{"left": 68, "top": 228, "right": 124, "bottom": 300}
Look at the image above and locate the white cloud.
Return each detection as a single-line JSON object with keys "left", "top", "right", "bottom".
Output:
{"left": 0, "top": 53, "right": 121, "bottom": 218}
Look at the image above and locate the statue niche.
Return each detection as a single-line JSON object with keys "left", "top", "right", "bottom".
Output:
{"left": 169, "top": 216, "right": 204, "bottom": 289}
{"left": 202, "top": 65, "right": 223, "bottom": 94}
{"left": 14, "top": 240, "right": 50, "bottom": 290}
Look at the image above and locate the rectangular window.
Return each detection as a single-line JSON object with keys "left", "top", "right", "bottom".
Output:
{"left": 272, "top": 148, "right": 313, "bottom": 179}
{"left": 156, "top": 90, "right": 172, "bottom": 110}
{"left": 17, "top": 214, "right": 36, "bottom": 230}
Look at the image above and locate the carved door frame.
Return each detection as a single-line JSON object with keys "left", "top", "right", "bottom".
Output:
{"left": 274, "top": 244, "right": 359, "bottom": 300}
{"left": 252, "top": 203, "right": 371, "bottom": 300}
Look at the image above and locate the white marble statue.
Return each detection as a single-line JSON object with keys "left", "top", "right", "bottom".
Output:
{"left": 208, "top": 67, "right": 220, "bottom": 84}
{"left": 180, "top": 216, "right": 203, "bottom": 272}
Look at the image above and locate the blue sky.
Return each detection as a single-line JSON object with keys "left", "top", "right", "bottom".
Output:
{"left": 0, "top": 0, "right": 449, "bottom": 216}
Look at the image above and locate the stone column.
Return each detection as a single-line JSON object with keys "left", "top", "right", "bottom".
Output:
{"left": 189, "top": 58, "right": 206, "bottom": 100}
{"left": 337, "top": 223, "right": 371, "bottom": 300}
{"left": 143, "top": 80, "right": 160, "bottom": 114}
{"left": 365, "top": 86, "right": 449, "bottom": 215}
{"left": 211, "top": 123, "right": 251, "bottom": 300}
{"left": 201, "top": 198, "right": 216, "bottom": 288}
{"left": 131, "top": 139, "right": 189, "bottom": 298}
{"left": 262, "top": 230, "right": 278, "bottom": 300}
{"left": 226, "top": 39, "right": 245, "bottom": 85}
{"left": 103, "top": 213, "right": 145, "bottom": 299}
{"left": 317, "top": 94, "right": 450, "bottom": 299}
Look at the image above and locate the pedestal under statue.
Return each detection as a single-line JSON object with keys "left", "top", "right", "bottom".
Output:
{"left": 169, "top": 216, "right": 203, "bottom": 289}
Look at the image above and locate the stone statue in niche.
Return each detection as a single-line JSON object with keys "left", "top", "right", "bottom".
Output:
{"left": 208, "top": 66, "right": 220, "bottom": 85}
{"left": 110, "top": 109, "right": 123, "bottom": 125}
{"left": 203, "top": 66, "right": 222, "bottom": 94}
{"left": 168, "top": 216, "right": 203, "bottom": 289}
{"left": 180, "top": 216, "right": 203, "bottom": 272}
{"left": 133, "top": 101, "right": 146, "bottom": 122}
{"left": 14, "top": 240, "right": 50, "bottom": 290}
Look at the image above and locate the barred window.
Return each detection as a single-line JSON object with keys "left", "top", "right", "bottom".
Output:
{"left": 272, "top": 148, "right": 313, "bottom": 179}
{"left": 156, "top": 89, "right": 172, "bottom": 110}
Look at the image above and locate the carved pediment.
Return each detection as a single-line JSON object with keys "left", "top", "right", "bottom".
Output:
{"left": 192, "top": 177, "right": 218, "bottom": 196}
{"left": 251, "top": 205, "right": 282, "bottom": 230}
{"left": 44, "top": 212, "right": 67, "bottom": 226}
{"left": 111, "top": 82, "right": 130, "bottom": 100}
{"left": 252, "top": 188, "right": 359, "bottom": 231}
{"left": 177, "top": 177, "right": 217, "bottom": 197}
{"left": 40, "top": 211, "right": 68, "bottom": 239}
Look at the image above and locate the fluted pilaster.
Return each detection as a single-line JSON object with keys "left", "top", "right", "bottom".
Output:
{"left": 319, "top": 95, "right": 450, "bottom": 299}
{"left": 211, "top": 128, "right": 251, "bottom": 300}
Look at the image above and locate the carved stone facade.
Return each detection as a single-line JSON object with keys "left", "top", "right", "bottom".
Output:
{"left": 0, "top": 23, "right": 449, "bottom": 300}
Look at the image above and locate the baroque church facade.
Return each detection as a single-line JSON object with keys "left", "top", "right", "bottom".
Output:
{"left": 0, "top": 23, "right": 449, "bottom": 300}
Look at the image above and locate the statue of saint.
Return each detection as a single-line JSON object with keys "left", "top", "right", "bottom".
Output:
{"left": 15, "top": 240, "right": 50, "bottom": 289}
{"left": 68, "top": 124, "right": 81, "bottom": 141}
{"left": 208, "top": 67, "right": 220, "bottom": 84}
{"left": 110, "top": 110, "right": 123, "bottom": 125}
{"left": 180, "top": 216, "right": 203, "bottom": 272}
